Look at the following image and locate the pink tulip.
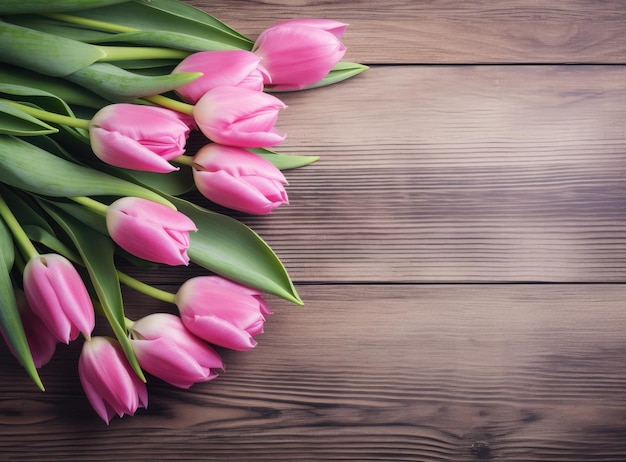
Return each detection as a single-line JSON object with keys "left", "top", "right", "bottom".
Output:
{"left": 89, "top": 103, "right": 191, "bottom": 173}
{"left": 23, "top": 254, "right": 95, "bottom": 344}
{"left": 129, "top": 313, "right": 223, "bottom": 389}
{"left": 193, "top": 86, "right": 286, "bottom": 148}
{"left": 192, "top": 144, "right": 288, "bottom": 214}
{"left": 173, "top": 50, "right": 270, "bottom": 103}
{"left": 252, "top": 19, "right": 348, "bottom": 90}
{"left": 175, "top": 276, "right": 272, "bottom": 351}
{"left": 106, "top": 197, "right": 196, "bottom": 266}
{"left": 79, "top": 336, "right": 148, "bottom": 424}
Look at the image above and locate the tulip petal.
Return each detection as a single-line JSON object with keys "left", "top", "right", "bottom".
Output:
{"left": 132, "top": 338, "right": 218, "bottom": 389}
{"left": 183, "top": 314, "right": 257, "bottom": 351}
{"left": 174, "top": 50, "right": 266, "bottom": 103}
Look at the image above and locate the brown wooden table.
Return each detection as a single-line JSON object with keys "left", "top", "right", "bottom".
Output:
{"left": 2, "top": 1, "right": 626, "bottom": 460}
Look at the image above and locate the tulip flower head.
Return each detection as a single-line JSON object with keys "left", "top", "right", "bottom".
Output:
{"left": 193, "top": 86, "right": 286, "bottom": 148}
{"left": 175, "top": 276, "right": 271, "bottom": 351}
{"left": 23, "top": 254, "right": 95, "bottom": 344}
{"left": 129, "top": 313, "right": 223, "bottom": 389}
{"left": 79, "top": 336, "right": 148, "bottom": 424}
{"left": 192, "top": 144, "right": 288, "bottom": 214}
{"left": 89, "top": 103, "right": 191, "bottom": 173}
{"left": 252, "top": 19, "right": 348, "bottom": 90}
{"left": 106, "top": 197, "right": 197, "bottom": 266}
{"left": 173, "top": 50, "right": 270, "bottom": 103}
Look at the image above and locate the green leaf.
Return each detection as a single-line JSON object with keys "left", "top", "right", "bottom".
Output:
{"left": 24, "top": 224, "right": 80, "bottom": 263}
{"left": 2, "top": 15, "right": 116, "bottom": 43}
{"left": 88, "top": 30, "right": 241, "bottom": 52}
{"left": 66, "top": 63, "right": 201, "bottom": 101}
{"left": 0, "top": 64, "right": 110, "bottom": 109}
{"left": 115, "top": 167, "right": 195, "bottom": 197}
{"left": 0, "top": 83, "right": 75, "bottom": 118}
{"left": 0, "top": 136, "right": 174, "bottom": 207}
{"left": 0, "top": 0, "right": 128, "bottom": 14}
{"left": 0, "top": 210, "right": 14, "bottom": 271}
{"left": 0, "top": 218, "right": 43, "bottom": 390}
{"left": 268, "top": 62, "right": 370, "bottom": 92}
{"left": 1, "top": 187, "right": 55, "bottom": 236}
{"left": 170, "top": 196, "right": 302, "bottom": 305}
{"left": 0, "top": 20, "right": 105, "bottom": 77}
{"left": 250, "top": 148, "right": 320, "bottom": 170}
{"left": 67, "top": 0, "right": 253, "bottom": 49}
{"left": 306, "top": 62, "right": 369, "bottom": 90}
{"left": 41, "top": 203, "right": 145, "bottom": 381}
{"left": 0, "top": 100, "right": 58, "bottom": 136}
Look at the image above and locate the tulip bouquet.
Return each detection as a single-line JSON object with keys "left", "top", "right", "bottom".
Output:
{"left": 0, "top": 0, "right": 365, "bottom": 423}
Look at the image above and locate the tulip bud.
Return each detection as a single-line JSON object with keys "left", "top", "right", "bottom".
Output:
{"left": 252, "top": 19, "right": 348, "bottom": 90}
{"left": 79, "top": 337, "right": 148, "bottom": 424}
{"left": 193, "top": 86, "right": 286, "bottom": 148}
{"left": 175, "top": 276, "right": 271, "bottom": 351}
{"left": 129, "top": 313, "right": 223, "bottom": 389}
{"left": 106, "top": 197, "right": 197, "bottom": 266}
{"left": 89, "top": 103, "right": 191, "bottom": 173}
{"left": 23, "top": 254, "right": 95, "bottom": 344}
{"left": 192, "top": 144, "right": 288, "bottom": 214}
{"left": 173, "top": 50, "right": 270, "bottom": 103}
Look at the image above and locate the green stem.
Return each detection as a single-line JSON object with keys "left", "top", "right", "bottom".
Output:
{"left": 0, "top": 195, "right": 39, "bottom": 259}
{"left": 1, "top": 100, "right": 90, "bottom": 130}
{"left": 172, "top": 155, "right": 194, "bottom": 167}
{"left": 117, "top": 271, "right": 177, "bottom": 304}
{"left": 44, "top": 13, "right": 139, "bottom": 34}
{"left": 96, "top": 45, "right": 190, "bottom": 62}
{"left": 69, "top": 196, "right": 109, "bottom": 215}
{"left": 142, "top": 95, "right": 195, "bottom": 116}
{"left": 124, "top": 317, "right": 135, "bottom": 331}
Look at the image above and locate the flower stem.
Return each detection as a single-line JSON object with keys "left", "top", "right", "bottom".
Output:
{"left": 70, "top": 196, "right": 109, "bottom": 215}
{"left": 0, "top": 195, "right": 39, "bottom": 259}
{"left": 117, "top": 271, "right": 177, "bottom": 304}
{"left": 44, "top": 13, "right": 139, "bottom": 33}
{"left": 96, "top": 45, "right": 190, "bottom": 62}
{"left": 1, "top": 100, "right": 90, "bottom": 130}
{"left": 142, "top": 95, "right": 195, "bottom": 116}
{"left": 172, "top": 155, "right": 194, "bottom": 167}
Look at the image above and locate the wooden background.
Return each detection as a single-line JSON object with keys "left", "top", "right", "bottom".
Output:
{"left": 2, "top": 0, "right": 626, "bottom": 460}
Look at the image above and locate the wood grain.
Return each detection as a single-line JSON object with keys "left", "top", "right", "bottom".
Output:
{"left": 185, "top": 65, "right": 626, "bottom": 284}
{"left": 188, "top": 0, "right": 626, "bottom": 64}
{"left": 0, "top": 284, "right": 625, "bottom": 461}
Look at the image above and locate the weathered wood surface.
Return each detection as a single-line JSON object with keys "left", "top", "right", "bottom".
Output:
{"left": 3, "top": 0, "right": 626, "bottom": 460}
{"left": 189, "top": 0, "right": 626, "bottom": 64}
{"left": 1, "top": 285, "right": 626, "bottom": 461}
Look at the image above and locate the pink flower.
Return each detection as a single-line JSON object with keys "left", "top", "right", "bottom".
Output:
{"left": 193, "top": 86, "right": 286, "bottom": 148}
{"left": 173, "top": 50, "right": 269, "bottom": 103}
{"left": 252, "top": 19, "right": 348, "bottom": 90}
{"left": 79, "top": 336, "right": 148, "bottom": 424}
{"left": 129, "top": 313, "right": 223, "bottom": 389}
{"left": 23, "top": 254, "right": 95, "bottom": 344}
{"left": 106, "top": 197, "right": 196, "bottom": 266}
{"left": 89, "top": 103, "right": 191, "bottom": 173}
{"left": 175, "top": 276, "right": 271, "bottom": 351}
{"left": 192, "top": 144, "right": 288, "bottom": 214}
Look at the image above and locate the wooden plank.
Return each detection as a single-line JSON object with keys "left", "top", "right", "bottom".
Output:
{"left": 1, "top": 284, "right": 625, "bottom": 460}
{"left": 189, "top": 65, "right": 626, "bottom": 284}
{"left": 187, "top": 0, "right": 626, "bottom": 64}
